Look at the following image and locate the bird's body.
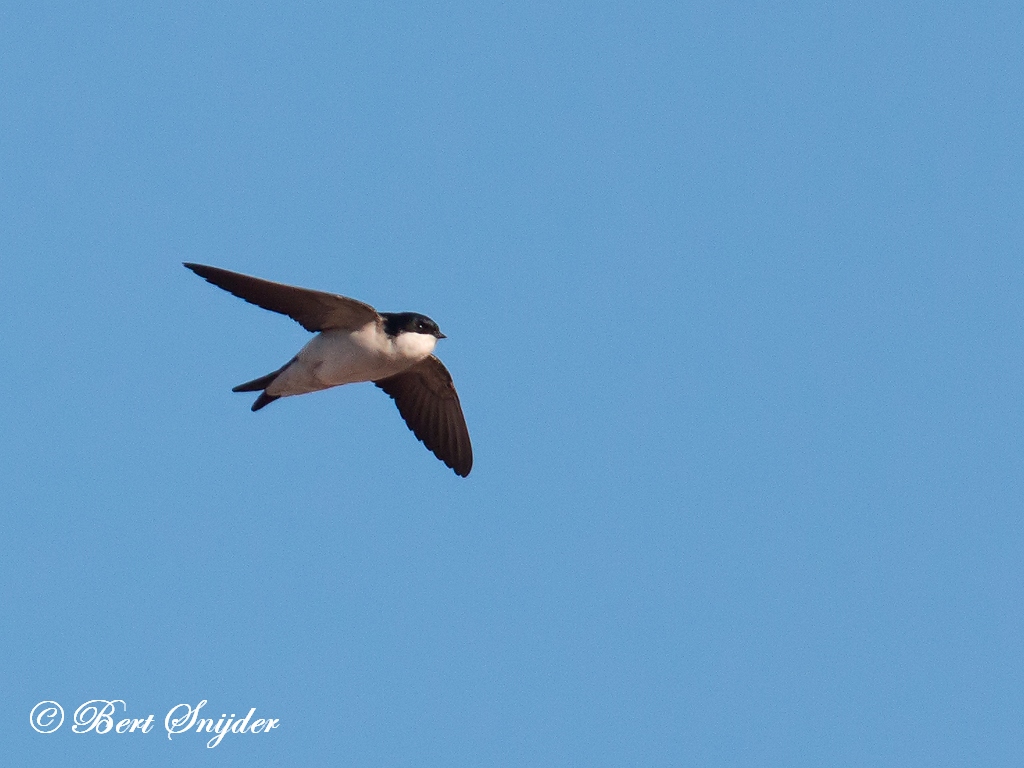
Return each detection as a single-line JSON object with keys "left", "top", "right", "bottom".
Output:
{"left": 266, "top": 323, "right": 438, "bottom": 397}
{"left": 184, "top": 263, "right": 473, "bottom": 477}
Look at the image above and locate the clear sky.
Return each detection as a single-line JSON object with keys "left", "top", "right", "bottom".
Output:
{"left": 3, "top": 1, "right": 1022, "bottom": 765}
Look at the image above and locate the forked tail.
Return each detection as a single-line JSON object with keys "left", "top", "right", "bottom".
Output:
{"left": 232, "top": 357, "right": 295, "bottom": 411}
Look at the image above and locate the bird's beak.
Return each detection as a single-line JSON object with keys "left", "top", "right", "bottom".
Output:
{"left": 436, "top": 331, "right": 447, "bottom": 339}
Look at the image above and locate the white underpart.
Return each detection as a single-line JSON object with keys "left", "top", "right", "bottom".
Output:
{"left": 266, "top": 323, "right": 438, "bottom": 397}
{"left": 392, "top": 328, "right": 440, "bottom": 360}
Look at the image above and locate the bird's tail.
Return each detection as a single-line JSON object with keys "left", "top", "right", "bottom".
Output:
{"left": 232, "top": 357, "right": 296, "bottom": 411}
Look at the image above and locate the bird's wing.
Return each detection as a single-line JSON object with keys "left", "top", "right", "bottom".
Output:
{"left": 374, "top": 355, "right": 473, "bottom": 477}
{"left": 184, "top": 263, "right": 380, "bottom": 332}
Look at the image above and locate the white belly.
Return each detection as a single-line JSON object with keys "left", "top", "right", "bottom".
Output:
{"left": 266, "top": 324, "right": 437, "bottom": 397}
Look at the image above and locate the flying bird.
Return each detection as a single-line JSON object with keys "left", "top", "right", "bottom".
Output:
{"left": 184, "top": 263, "right": 472, "bottom": 477}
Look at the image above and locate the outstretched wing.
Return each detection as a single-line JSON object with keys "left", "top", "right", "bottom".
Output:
{"left": 374, "top": 356, "right": 473, "bottom": 477}
{"left": 184, "top": 263, "right": 380, "bottom": 332}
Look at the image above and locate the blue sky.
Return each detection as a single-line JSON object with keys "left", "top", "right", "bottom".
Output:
{"left": 3, "top": 1, "right": 1023, "bottom": 765}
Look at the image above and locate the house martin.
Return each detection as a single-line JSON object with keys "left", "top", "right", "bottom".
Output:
{"left": 184, "top": 263, "right": 472, "bottom": 477}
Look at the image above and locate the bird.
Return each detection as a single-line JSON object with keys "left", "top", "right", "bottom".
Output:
{"left": 184, "top": 263, "right": 472, "bottom": 477}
